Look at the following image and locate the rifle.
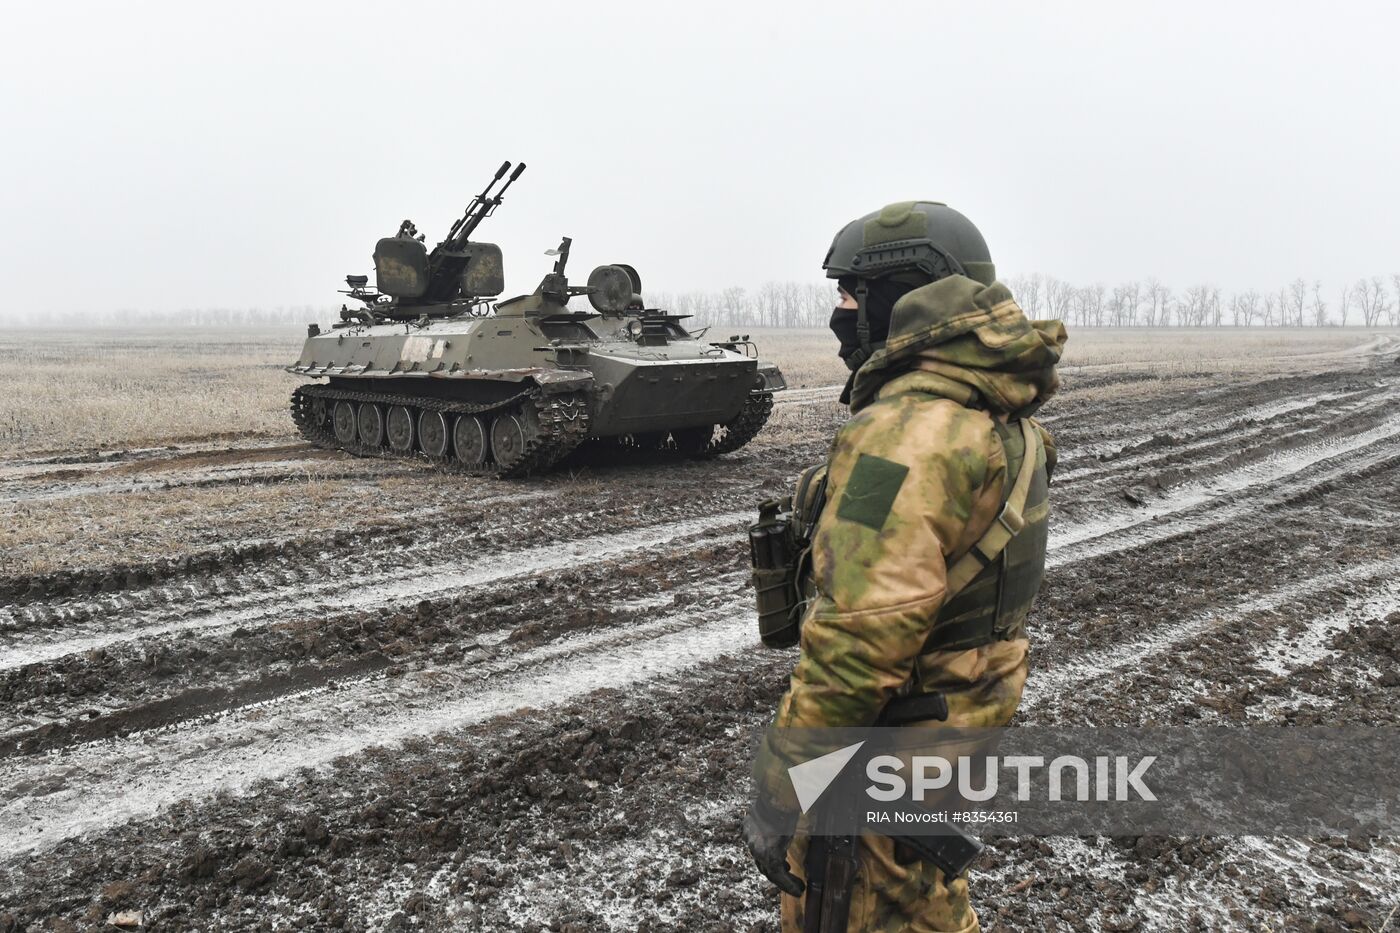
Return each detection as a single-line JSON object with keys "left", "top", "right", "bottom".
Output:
{"left": 803, "top": 822, "right": 982, "bottom": 933}
{"left": 803, "top": 832, "right": 857, "bottom": 933}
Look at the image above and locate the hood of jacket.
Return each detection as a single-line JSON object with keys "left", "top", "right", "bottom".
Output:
{"left": 847, "top": 274, "right": 1067, "bottom": 415}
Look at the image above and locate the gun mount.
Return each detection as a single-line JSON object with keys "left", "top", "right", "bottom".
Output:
{"left": 355, "top": 161, "right": 525, "bottom": 321}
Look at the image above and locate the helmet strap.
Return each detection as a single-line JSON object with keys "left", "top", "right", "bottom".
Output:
{"left": 846, "top": 279, "right": 872, "bottom": 371}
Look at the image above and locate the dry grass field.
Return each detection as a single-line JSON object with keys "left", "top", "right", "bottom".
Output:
{"left": 1, "top": 324, "right": 1399, "bottom": 931}
{"left": 0, "top": 329, "right": 299, "bottom": 454}
{"left": 0, "top": 325, "right": 1386, "bottom": 456}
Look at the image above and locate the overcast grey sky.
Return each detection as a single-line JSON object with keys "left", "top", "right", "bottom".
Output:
{"left": 2, "top": 1, "right": 1397, "bottom": 316}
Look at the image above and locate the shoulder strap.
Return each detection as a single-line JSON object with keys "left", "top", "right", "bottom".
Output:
{"left": 791, "top": 463, "right": 829, "bottom": 538}
{"left": 943, "top": 419, "right": 1040, "bottom": 597}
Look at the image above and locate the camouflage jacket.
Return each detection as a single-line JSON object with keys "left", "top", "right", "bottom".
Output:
{"left": 755, "top": 275, "right": 1066, "bottom": 815}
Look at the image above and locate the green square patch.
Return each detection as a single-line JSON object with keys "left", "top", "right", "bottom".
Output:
{"left": 836, "top": 454, "right": 909, "bottom": 531}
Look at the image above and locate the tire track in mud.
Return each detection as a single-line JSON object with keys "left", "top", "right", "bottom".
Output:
{"left": 0, "top": 573, "right": 755, "bottom": 859}
{"left": 0, "top": 534, "right": 749, "bottom": 741}
{"left": 0, "top": 636, "right": 790, "bottom": 930}
{"left": 0, "top": 457, "right": 360, "bottom": 504}
{"left": 1020, "top": 558, "right": 1400, "bottom": 719}
{"left": 1058, "top": 382, "right": 1349, "bottom": 463}
{"left": 386, "top": 374, "right": 1400, "bottom": 931}
{"left": 1041, "top": 368, "right": 1385, "bottom": 460}
{"left": 0, "top": 437, "right": 297, "bottom": 475}
{"left": 770, "top": 384, "right": 843, "bottom": 407}
{"left": 0, "top": 482, "right": 754, "bottom": 624}
{"left": 1251, "top": 579, "right": 1400, "bottom": 680}
{"left": 0, "top": 512, "right": 751, "bottom": 671}
{"left": 0, "top": 482, "right": 579, "bottom": 611}
{"left": 1053, "top": 383, "right": 1386, "bottom": 485}
{"left": 0, "top": 372, "right": 1377, "bottom": 610}
{"left": 1049, "top": 412, "right": 1400, "bottom": 568}
{"left": 1124, "top": 575, "right": 1400, "bottom": 728}
{"left": 449, "top": 559, "right": 1400, "bottom": 929}
{"left": 0, "top": 441, "right": 369, "bottom": 504}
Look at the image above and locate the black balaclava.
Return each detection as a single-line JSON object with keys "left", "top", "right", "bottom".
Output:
{"left": 831, "top": 274, "right": 924, "bottom": 402}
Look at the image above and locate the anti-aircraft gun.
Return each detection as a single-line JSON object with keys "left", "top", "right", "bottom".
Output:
{"left": 341, "top": 160, "right": 524, "bottom": 322}
{"left": 289, "top": 161, "right": 786, "bottom": 478}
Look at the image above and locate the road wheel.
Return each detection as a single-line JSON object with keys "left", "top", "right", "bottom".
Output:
{"left": 310, "top": 396, "right": 329, "bottom": 428}
{"left": 386, "top": 405, "right": 415, "bottom": 452}
{"left": 453, "top": 415, "right": 489, "bottom": 466}
{"left": 418, "top": 410, "right": 449, "bottom": 457}
{"left": 357, "top": 403, "right": 385, "bottom": 447}
{"left": 491, "top": 412, "right": 525, "bottom": 467}
{"left": 333, "top": 401, "right": 358, "bottom": 445}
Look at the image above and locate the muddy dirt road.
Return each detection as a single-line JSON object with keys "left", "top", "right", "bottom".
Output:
{"left": 2, "top": 336, "right": 1399, "bottom": 931}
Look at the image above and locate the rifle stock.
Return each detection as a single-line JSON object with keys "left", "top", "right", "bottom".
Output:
{"left": 887, "top": 826, "right": 984, "bottom": 879}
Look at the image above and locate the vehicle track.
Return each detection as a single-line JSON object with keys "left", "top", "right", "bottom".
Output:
{"left": 6, "top": 371, "right": 1384, "bottom": 612}
{"left": 0, "top": 456, "right": 367, "bottom": 505}
{"left": 769, "top": 384, "right": 844, "bottom": 406}
{"left": 0, "top": 487, "right": 753, "bottom": 623}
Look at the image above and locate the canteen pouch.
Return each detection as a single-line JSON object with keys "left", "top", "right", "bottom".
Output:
{"left": 749, "top": 465, "right": 828, "bottom": 648}
{"left": 750, "top": 500, "right": 801, "bottom": 647}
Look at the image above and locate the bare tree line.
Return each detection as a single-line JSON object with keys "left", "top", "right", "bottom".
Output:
{"left": 654, "top": 275, "right": 1400, "bottom": 329}
{"left": 650, "top": 282, "right": 835, "bottom": 330}
{"left": 12, "top": 275, "right": 1400, "bottom": 329}
{"left": 11, "top": 306, "right": 332, "bottom": 328}
{"left": 1006, "top": 274, "right": 1400, "bottom": 328}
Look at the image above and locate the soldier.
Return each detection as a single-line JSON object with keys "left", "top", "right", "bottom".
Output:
{"left": 744, "top": 201, "right": 1066, "bottom": 932}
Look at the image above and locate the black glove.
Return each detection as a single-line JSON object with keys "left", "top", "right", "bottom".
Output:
{"left": 743, "top": 807, "right": 804, "bottom": 897}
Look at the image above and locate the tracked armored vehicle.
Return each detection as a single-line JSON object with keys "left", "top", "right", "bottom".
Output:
{"left": 288, "top": 162, "right": 785, "bottom": 477}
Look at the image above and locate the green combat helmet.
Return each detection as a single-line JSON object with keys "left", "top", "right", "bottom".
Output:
{"left": 822, "top": 201, "right": 995, "bottom": 368}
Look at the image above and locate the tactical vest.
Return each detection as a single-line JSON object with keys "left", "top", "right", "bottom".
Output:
{"left": 921, "top": 415, "right": 1049, "bottom": 653}
{"left": 750, "top": 402, "right": 1048, "bottom": 654}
